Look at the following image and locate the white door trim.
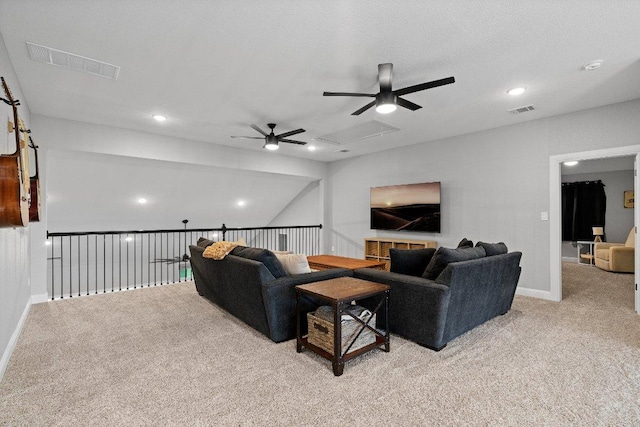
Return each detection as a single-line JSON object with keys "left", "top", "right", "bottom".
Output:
{"left": 550, "top": 145, "right": 640, "bottom": 311}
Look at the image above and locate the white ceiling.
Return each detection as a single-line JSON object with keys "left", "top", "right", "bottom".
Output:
{"left": 1, "top": 1, "right": 640, "bottom": 162}
{"left": 561, "top": 155, "right": 635, "bottom": 176}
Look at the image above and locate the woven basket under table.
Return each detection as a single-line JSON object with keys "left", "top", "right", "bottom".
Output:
{"left": 307, "top": 305, "right": 376, "bottom": 356}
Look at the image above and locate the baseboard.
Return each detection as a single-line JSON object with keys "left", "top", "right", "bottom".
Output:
{"left": 515, "top": 286, "right": 555, "bottom": 301}
{"left": 0, "top": 297, "right": 31, "bottom": 383}
{"left": 30, "top": 293, "right": 49, "bottom": 304}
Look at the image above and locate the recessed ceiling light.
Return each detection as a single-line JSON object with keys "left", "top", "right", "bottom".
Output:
{"left": 137, "top": 198, "right": 147, "bottom": 204}
{"left": 507, "top": 87, "right": 526, "bottom": 96}
{"left": 584, "top": 60, "right": 603, "bottom": 71}
{"left": 307, "top": 145, "right": 317, "bottom": 151}
{"left": 152, "top": 114, "right": 167, "bottom": 122}
{"left": 237, "top": 200, "right": 246, "bottom": 207}
{"left": 564, "top": 161, "right": 579, "bottom": 166}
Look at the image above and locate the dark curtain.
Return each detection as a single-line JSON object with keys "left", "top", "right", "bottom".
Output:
{"left": 562, "top": 180, "right": 606, "bottom": 241}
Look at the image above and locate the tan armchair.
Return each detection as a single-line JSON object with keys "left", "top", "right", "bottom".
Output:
{"left": 594, "top": 228, "right": 635, "bottom": 273}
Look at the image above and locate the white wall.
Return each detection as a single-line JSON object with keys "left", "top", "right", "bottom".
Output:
{"left": 46, "top": 150, "right": 316, "bottom": 231}
{"left": 326, "top": 99, "right": 640, "bottom": 295}
{"left": 0, "top": 30, "right": 33, "bottom": 380}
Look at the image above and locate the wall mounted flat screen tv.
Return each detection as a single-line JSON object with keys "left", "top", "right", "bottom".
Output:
{"left": 370, "top": 182, "right": 441, "bottom": 232}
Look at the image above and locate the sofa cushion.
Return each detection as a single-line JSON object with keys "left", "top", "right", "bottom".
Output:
{"left": 457, "top": 238, "right": 474, "bottom": 248}
{"left": 197, "top": 237, "right": 215, "bottom": 248}
{"left": 596, "top": 249, "right": 610, "bottom": 261}
{"left": 231, "top": 246, "right": 288, "bottom": 278}
{"left": 275, "top": 253, "right": 312, "bottom": 275}
{"left": 422, "top": 246, "right": 486, "bottom": 280}
{"left": 390, "top": 248, "right": 437, "bottom": 277}
{"left": 475, "top": 241, "right": 508, "bottom": 256}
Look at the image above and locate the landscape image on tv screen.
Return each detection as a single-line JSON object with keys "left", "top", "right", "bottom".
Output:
{"left": 370, "top": 182, "right": 440, "bottom": 232}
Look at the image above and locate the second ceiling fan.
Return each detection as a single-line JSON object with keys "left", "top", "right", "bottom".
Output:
{"left": 323, "top": 63, "right": 455, "bottom": 115}
{"left": 231, "top": 123, "right": 306, "bottom": 150}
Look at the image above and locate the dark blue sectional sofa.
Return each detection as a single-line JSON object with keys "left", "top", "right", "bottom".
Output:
{"left": 189, "top": 240, "right": 352, "bottom": 343}
{"left": 355, "top": 244, "right": 522, "bottom": 351}
{"left": 190, "top": 238, "right": 522, "bottom": 350}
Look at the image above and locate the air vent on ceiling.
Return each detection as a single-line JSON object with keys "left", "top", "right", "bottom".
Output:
{"left": 26, "top": 42, "right": 120, "bottom": 80}
{"left": 508, "top": 105, "right": 535, "bottom": 114}
{"left": 316, "top": 120, "right": 400, "bottom": 145}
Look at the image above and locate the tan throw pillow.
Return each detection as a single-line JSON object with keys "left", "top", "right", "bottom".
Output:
{"left": 275, "top": 253, "right": 311, "bottom": 275}
{"left": 203, "top": 241, "right": 240, "bottom": 260}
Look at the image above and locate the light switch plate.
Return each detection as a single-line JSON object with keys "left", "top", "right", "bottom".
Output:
{"left": 541, "top": 211, "right": 549, "bottom": 221}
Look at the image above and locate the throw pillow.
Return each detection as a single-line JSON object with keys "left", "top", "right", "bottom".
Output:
{"left": 457, "top": 238, "right": 474, "bottom": 248}
{"left": 197, "top": 237, "right": 215, "bottom": 248}
{"left": 275, "top": 253, "right": 312, "bottom": 275}
{"left": 203, "top": 241, "right": 241, "bottom": 260}
{"left": 389, "top": 248, "right": 437, "bottom": 277}
{"left": 422, "top": 246, "right": 486, "bottom": 280}
{"left": 230, "top": 246, "right": 288, "bottom": 278}
{"left": 475, "top": 241, "right": 508, "bottom": 256}
{"left": 197, "top": 237, "right": 246, "bottom": 248}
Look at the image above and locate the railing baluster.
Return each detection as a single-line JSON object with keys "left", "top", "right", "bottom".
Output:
{"left": 103, "top": 235, "right": 106, "bottom": 293}
{"left": 46, "top": 224, "right": 321, "bottom": 299}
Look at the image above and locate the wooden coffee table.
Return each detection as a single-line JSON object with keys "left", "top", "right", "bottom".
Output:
{"left": 307, "top": 254, "right": 386, "bottom": 271}
{"left": 296, "top": 277, "right": 390, "bottom": 376}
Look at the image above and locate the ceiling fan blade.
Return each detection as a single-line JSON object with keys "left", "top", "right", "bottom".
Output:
{"left": 378, "top": 63, "right": 393, "bottom": 92}
{"left": 280, "top": 139, "right": 307, "bottom": 145}
{"left": 276, "top": 128, "right": 305, "bottom": 139}
{"left": 394, "top": 76, "right": 455, "bottom": 96}
{"left": 323, "top": 91, "right": 375, "bottom": 97}
{"left": 250, "top": 124, "right": 268, "bottom": 136}
{"left": 231, "top": 136, "right": 264, "bottom": 140}
{"left": 396, "top": 97, "right": 422, "bottom": 111}
{"left": 351, "top": 101, "right": 376, "bottom": 116}
{"left": 151, "top": 258, "right": 180, "bottom": 263}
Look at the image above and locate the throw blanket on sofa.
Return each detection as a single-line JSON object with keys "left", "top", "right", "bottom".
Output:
{"left": 202, "top": 241, "right": 240, "bottom": 260}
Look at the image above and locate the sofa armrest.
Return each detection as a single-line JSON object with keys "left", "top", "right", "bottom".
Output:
{"left": 594, "top": 242, "right": 622, "bottom": 252}
{"left": 609, "top": 246, "right": 635, "bottom": 272}
{"left": 260, "top": 268, "right": 354, "bottom": 342}
{"left": 353, "top": 268, "right": 450, "bottom": 348}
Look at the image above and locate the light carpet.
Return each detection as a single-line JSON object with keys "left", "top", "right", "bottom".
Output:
{"left": 1, "top": 262, "right": 639, "bottom": 426}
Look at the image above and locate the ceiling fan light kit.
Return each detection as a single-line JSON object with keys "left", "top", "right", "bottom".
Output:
{"left": 264, "top": 136, "right": 279, "bottom": 150}
{"left": 375, "top": 92, "right": 397, "bottom": 114}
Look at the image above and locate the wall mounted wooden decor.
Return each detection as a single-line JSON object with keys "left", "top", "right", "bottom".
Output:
{"left": 624, "top": 190, "right": 634, "bottom": 208}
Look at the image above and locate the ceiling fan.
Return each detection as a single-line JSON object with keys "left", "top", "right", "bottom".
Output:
{"left": 323, "top": 63, "right": 455, "bottom": 115}
{"left": 231, "top": 123, "right": 306, "bottom": 150}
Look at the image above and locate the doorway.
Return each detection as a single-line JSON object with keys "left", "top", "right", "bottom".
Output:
{"left": 550, "top": 145, "right": 640, "bottom": 314}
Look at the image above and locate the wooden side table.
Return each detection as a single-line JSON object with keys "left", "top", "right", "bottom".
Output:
{"left": 296, "top": 277, "right": 390, "bottom": 376}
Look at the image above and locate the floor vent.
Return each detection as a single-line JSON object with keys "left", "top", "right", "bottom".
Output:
{"left": 27, "top": 42, "right": 120, "bottom": 80}
{"left": 508, "top": 105, "right": 535, "bottom": 114}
